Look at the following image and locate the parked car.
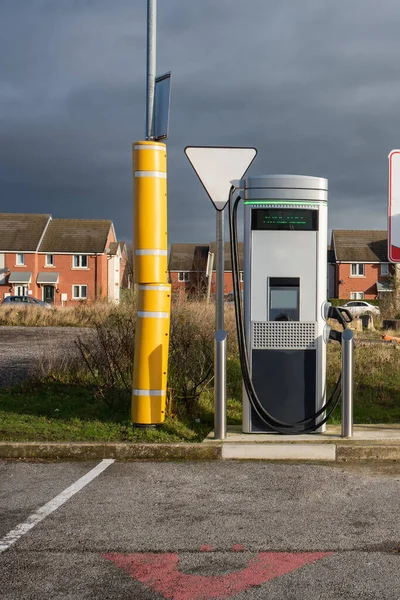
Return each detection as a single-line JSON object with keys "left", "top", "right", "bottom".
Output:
{"left": 338, "top": 300, "right": 380, "bottom": 317}
{"left": 1, "top": 296, "right": 51, "bottom": 309}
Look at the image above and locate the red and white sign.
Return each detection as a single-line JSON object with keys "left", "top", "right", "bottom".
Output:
{"left": 388, "top": 149, "right": 400, "bottom": 262}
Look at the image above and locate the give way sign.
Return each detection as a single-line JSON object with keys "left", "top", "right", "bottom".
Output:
{"left": 388, "top": 149, "right": 400, "bottom": 262}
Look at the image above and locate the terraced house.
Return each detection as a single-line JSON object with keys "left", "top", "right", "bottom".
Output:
{"left": 0, "top": 213, "right": 127, "bottom": 306}
{"left": 168, "top": 242, "right": 244, "bottom": 298}
{"left": 330, "top": 230, "right": 394, "bottom": 300}
{"left": 170, "top": 232, "right": 395, "bottom": 302}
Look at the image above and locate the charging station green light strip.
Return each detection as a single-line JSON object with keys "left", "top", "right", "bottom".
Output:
{"left": 243, "top": 200, "right": 323, "bottom": 205}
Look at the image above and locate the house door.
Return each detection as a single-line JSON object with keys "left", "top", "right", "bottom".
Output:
{"left": 15, "top": 285, "right": 27, "bottom": 296}
{"left": 43, "top": 285, "right": 55, "bottom": 304}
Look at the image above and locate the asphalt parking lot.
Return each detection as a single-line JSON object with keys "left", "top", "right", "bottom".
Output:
{"left": 1, "top": 460, "right": 400, "bottom": 599}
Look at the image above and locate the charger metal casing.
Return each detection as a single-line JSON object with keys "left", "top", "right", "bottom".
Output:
{"left": 241, "top": 175, "right": 328, "bottom": 433}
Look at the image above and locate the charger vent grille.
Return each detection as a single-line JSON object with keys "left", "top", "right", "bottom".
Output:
{"left": 252, "top": 322, "right": 316, "bottom": 349}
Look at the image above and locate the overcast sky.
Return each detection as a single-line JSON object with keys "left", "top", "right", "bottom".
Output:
{"left": 1, "top": 0, "right": 399, "bottom": 243}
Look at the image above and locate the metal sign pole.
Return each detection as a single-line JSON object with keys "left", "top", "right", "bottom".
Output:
{"left": 214, "top": 329, "right": 227, "bottom": 439}
{"left": 184, "top": 146, "right": 257, "bottom": 440}
{"left": 216, "top": 209, "right": 225, "bottom": 330}
{"left": 341, "top": 329, "right": 354, "bottom": 438}
{"left": 146, "top": 0, "right": 156, "bottom": 140}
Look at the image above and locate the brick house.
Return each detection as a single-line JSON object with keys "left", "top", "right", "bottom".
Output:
{"left": 170, "top": 232, "right": 394, "bottom": 302}
{"left": 331, "top": 230, "right": 393, "bottom": 300}
{"left": 0, "top": 213, "right": 127, "bottom": 306}
{"left": 168, "top": 242, "right": 244, "bottom": 298}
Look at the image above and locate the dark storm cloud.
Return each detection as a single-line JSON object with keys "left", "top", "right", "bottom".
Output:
{"left": 1, "top": 0, "right": 400, "bottom": 242}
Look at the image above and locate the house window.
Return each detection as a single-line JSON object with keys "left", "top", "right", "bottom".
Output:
{"left": 350, "top": 263, "right": 364, "bottom": 277}
{"left": 72, "top": 285, "right": 88, "bottom": 300}
{"left": 45, "top": 254, "right": 54, "bottom": 266}
{"left": 350, "top": 292, "right": 365, "bottom": 300}
{"left": 178, "top": 271, "right": 190, "bottom": 282}
{"left": 239, "top": 271, "right": 244, "bottom": 282}
{"left": 381, "top": 263, "right": 389, "bottom": 276}
{"left": 16, "top": 253, "right": 25, "bottom": 266}
{"left": 73, "top": 255, "right": 88, "bottom": 268}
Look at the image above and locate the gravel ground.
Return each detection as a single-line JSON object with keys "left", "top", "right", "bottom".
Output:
{"left": 0, "top": 326, "right": 92, "bottom": 388}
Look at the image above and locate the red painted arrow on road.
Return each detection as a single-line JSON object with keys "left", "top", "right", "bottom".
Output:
{"left": 102, "top": 551, "right": 331, "bottom": 600}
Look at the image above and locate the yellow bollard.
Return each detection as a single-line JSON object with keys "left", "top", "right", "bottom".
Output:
{"left": 132, "top": 140, "right": 170, "bottom": 426}
{"left": 133, "top": 141, "right": 168, "bottom": 284}
{"left": 132, "top": 284, "right": 171, "bottom": 425}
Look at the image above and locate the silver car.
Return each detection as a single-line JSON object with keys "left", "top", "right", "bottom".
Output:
{"left": 339, "top": 300, "right": 380, "bottom": 317}
{"left": 2, "top": 295, "right": 52, "bottom": 309}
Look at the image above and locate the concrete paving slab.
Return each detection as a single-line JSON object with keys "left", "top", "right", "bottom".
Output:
{"left": 221, "top": 443, "right": 336, "bottom": 460}
{"left": 206, "top": 424, "right": 400, "bottom": 444}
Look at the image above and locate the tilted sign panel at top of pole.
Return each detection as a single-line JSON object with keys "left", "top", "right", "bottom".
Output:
{"left": 389, "top": 150, "right": 400, "bottom": 262}
{"left": 184, "top": 146, "right": 257, "bottom": 211}
{"left": 154, "top": 72, "right": 171, "bottom": 141}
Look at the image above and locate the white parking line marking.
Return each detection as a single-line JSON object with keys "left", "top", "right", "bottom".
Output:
{"left": 0, "top": 459, "right": 115, "bottom": 554}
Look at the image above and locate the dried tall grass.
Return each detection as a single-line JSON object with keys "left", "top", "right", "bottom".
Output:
{"left": 0, "top": 298, "right": 135, "bottom": 327}
{"left": 33, "top": 298, "right": 239, "bottom": 415}
{"left": 13, "top": 293, "right": 400, "bottom": 420}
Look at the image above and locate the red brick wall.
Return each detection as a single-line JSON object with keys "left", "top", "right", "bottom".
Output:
{"left": 210, "top": 273, "right": 243, "bottom": 295}
{"left": 169, "top": 271, "right": 182, "bottom": 293}
{"left": 49, "top": 254, "right": 101, "bottom": 306}
{"left": 1, "top": 252, "right": 37, "bottom": 298}
{"left": 4, "top": 252, "right": 37, "bottom": 273}
{"left": 169, "top": 271, "right": 205, "bottom": 296}
{"left": 0, "top": 227, "right": 122, "bottom": 305}
{"left": 337, "top": 263, "right": 391, "bottom": 299}
{"left": 0, "top": 251, "right": 110, "bottom": 306}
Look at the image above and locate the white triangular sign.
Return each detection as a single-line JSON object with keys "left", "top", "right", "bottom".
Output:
{"left": 185, "top": 146, "right": 257, "bottom": 210}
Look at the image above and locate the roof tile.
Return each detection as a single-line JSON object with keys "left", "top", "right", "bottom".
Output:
{"left": 39, "top": 219, "right": 112, "bottom": 254}
{"left": 169, "top": 242, "right": 244, "bottom": 271}
{"left": 209, "top": 242, "right": 244, "bottom": 271}
{"left": 168, "top": 244, "right": 210, "bottom": 271}
{"left": 0, "top": 214, "right": 51, "bottom": 251}
{"left": 333, "top": 230, "right": 388, "bottom": 262}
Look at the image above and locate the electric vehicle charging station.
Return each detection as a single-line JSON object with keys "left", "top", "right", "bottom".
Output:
{"left": 241, "top": 175, "right": 328, "bottom": 433}
{"left": 228, "top": 174, "right": 352, "bottom": 435}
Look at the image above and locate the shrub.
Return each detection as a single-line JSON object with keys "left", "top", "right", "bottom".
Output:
{"left": 168, "top": 303, "right": 214, "bottom": 414}
{"left": 226, "top": 356, "right": 242, "bottom": 401}
{"left": 32, "top": 298, "right": 242, "bottom": 416}
{"left": 74, "top": 302, "right": 136, "bottom": 411}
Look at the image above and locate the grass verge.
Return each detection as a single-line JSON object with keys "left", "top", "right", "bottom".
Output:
{"left": 0, "top": 380, "right": 220, "bottom": 443}
{"left": 327, "top": 342, "right": 400, "bottom": 423}
{"left": 1, "top": 342, "right": 400, "bottom": 443}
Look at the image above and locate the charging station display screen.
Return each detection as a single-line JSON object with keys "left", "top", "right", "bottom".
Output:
{"left": 251, "top": 208, "right": 318, "bottom": 231}
{"left": 269, "top": 277, "right": 300, "bottom": 321}
{"left": 270, "top": 289, "right": 299, "bottom": 321}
